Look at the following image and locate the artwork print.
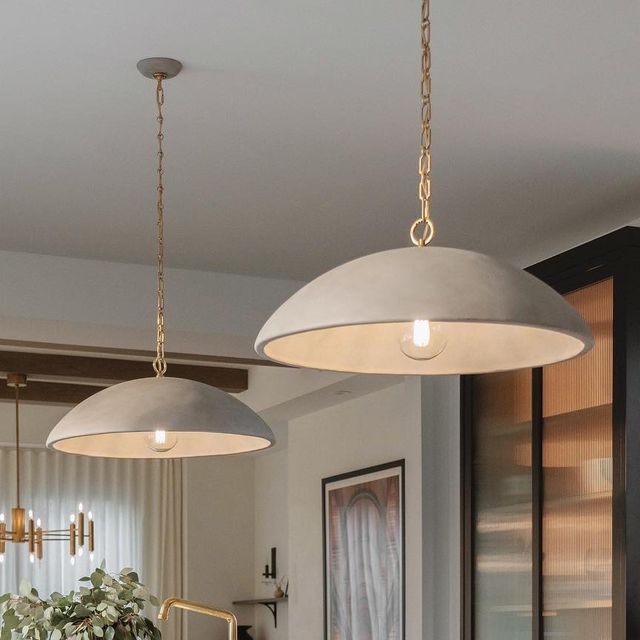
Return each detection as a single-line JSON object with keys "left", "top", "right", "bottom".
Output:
{"left": 323, "top": 460, "right": 405, "bottom": 640}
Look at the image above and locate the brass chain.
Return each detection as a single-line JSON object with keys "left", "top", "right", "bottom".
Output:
{"left": 152, "top": 73, "right": 168, "bottom": 377}
{"left": 410, "top": 0, "right": 435, "bottom": 247}
{"left": 15, "top": 383, "right": 20, "bottom": 508}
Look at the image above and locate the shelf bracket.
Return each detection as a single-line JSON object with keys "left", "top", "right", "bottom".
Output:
{"left": 259, "top": 601, "right": 278, "bottom": 628}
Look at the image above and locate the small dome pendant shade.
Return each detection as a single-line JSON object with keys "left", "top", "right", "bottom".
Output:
{"left": 46, "top": 377, "right": 275, "bottom": 458}
{"left": 255, "top": 247, "right": 593, "bottom": 375}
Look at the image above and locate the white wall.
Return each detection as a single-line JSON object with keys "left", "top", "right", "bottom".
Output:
{"left": 253, "top": 450, "right": 289, "bottom": 640}
{"left": 286, "top": 380, "right": 422, "bottom": 640}
{"left": 0, "top": 248, "right": 303, "bottom": 359}
{"left": 420, "top": 376, "right": 461, "bottom": 640}
{"left": 183, "top": 456, "right": 256, "bottom": 640}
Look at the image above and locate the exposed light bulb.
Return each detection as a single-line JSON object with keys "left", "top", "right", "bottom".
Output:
{"left": 400, "top": 320, "right": 447, "bottom": 360}
{"left": 36, "top": 518, "right": 41, "bottom": 528}
{"left": 0, "top": 554, "right": 4, "bottom": 563}
{"left": 413, "top": 319, "right": 431, "bottom": 346}
{"left": 29, "top": 553, "right": 35, "bottom": 564}
{"left": 70, "top": 514, "right": 75, "bottom": 524}
{"left": 28, "top": 510, "right": 33, "bottom": 520}
{"left": 88, "top": 512, "right": 93, "bottom": 522}
{"left": 70, "top": 556, "right": 75, "bottom": 566}
{"left": 78, "top": 503, "right": 83, "bottom": 512}
{"left": 0, "top": 513, "right": 4, "bottom": 523}
{"left": 78, "top": 546, "right": 84, "bottom": 557}
{"left": 144, "top": 429, "right": 178, "bottom": 453}
{"left": 89, "top": 552, "right": 95, "bottom": 562}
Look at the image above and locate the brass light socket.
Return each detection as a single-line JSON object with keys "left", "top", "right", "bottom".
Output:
{"left": 78, "top": 512, "right": 84, "bottom": 546}
{"left": 28, "top": 517, "right": 35, "bottom": 553}
{"left": 89, "top": 520, "right": 95, "bottom": 552}
{"left": 69, "top": 523, "right": 76, "bottom": 556}
{"left": 11, "top": 507, "right": 25, "bottom": 543}
{"left": 36, "top": 528, "right": 43, "bottom": 560}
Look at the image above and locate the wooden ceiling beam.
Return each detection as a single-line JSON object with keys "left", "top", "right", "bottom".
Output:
{"left": 0, "top": 338, "right": 285, "bottom": 367}
{"left": 0, "top": 380, "right": 105, "bottom": 405}
{"left": 0, "top": 350, "right": 248, "bottom": 397}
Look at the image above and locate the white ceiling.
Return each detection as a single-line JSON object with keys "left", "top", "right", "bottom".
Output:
{"left": 0, "top": 1, "right": 639, "bottom": 280}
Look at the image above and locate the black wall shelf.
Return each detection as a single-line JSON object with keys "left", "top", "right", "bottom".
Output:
{"left": 232, "top": 597, "right": 288, "bottom": 628}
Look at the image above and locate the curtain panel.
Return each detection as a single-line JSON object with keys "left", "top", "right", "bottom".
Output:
{"left": 0, "top": 448, "right": 184, "bottom": 640}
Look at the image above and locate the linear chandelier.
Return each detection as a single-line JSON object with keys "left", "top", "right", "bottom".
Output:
{"left": 255, "top": 0, "right": 593, "bottom": 375}
{"left": 46, "top": 58, "right": 274, "bottom": 458}
{"left": 0, "top": 374, "right": 94, "bottom": 564}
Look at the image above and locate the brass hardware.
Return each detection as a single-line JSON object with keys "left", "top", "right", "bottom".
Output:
{"left": 89, "top": 517, "right": 95, "bottom": 552}
{"left": 28, "top": 515, "right": 35, "bottom": 553}
{"left": 0, "top": 374, "right": 94, "bottom": 561}
{"left": 78, "top": 510, "right": 84, "bottom": 545}
{"left": 158, "top": 597, "right": 238, "bottom": 640}
{"left": 410, "top": 0, "right": 435, "bottom": 247}
{"left": 11, "top": 508, "right": 25, "bottom": 543}
{"left": 152, "top": 72, "right": 168, "bottom": 377}
{"left": 69, "top": 520, "right": 76, "bottom": 556}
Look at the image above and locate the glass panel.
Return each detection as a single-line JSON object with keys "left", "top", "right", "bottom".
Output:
{"left": 542, "top": 278, "right": 613, "bottom": 640}
{"left": 473, "top": 369, "right": 532, "bottom": 640}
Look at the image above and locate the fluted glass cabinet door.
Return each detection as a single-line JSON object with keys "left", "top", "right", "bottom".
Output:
{"left": 463, "top": 228, "right": 640, "bottom": 640}
{"left": 472, "top": 370, "right": 532, "bottom": 640}
{"left": 542, "top": 278, "right": 613, "bottom": 640}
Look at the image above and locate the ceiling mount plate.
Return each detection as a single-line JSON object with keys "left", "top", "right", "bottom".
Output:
{"left": 137, "top": 58, "right": 183, "bottom": 79}
{"left": 6, "top": 373, "right": 27, "bottom": 388}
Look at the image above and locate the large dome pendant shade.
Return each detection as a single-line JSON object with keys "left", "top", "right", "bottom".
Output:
{"left": 255, "top": 247, "right": 593, "bottom": 375}
{"left": 47, "top": 377, "right": 274, "bottom": 458}
{"left": 256, "top": 0, "right": 593, "bottom": 375}
{"left": 46, "top": 58, "right": 275, "bottom": 458}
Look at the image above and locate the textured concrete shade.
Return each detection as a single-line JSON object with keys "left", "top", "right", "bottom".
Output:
{"left": 46, "top": 377, "right": 275, "bottom": 458}
{"left": 255, "top": 247, "right": 593, "bottom": 375}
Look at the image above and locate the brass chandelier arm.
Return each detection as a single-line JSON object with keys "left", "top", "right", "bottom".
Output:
{"left": 153, "top": 73, "right": 168, "bottom": 377}
{"left": 410, "top": 0, "right": 435, "bottom": 247}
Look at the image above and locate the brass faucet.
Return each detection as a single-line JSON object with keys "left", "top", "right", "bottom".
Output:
{"left": 158, "top": 597, "right": 238, "bottom": 640}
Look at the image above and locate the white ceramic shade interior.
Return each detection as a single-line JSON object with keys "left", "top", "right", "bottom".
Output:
{"left": 256, "top": 247, "right": 593, "bottom": 374}
{"left": 46, "top": 377, "right": 275, "bottom": 458}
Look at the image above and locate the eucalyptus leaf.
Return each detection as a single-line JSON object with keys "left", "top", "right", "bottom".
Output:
{"left": 0, "top": 566, "right": 159, "bottom": 640}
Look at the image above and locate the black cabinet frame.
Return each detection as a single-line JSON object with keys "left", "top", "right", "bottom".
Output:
{"left": 461, "top": 226, "right": 640, "bottom": 640}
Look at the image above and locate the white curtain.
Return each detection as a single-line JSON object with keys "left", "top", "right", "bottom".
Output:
{"left": 0, "top": 448, "right": 184, "bottom": 640}
{"left": 329, "top": 477, "right": 402, "bottom": 640}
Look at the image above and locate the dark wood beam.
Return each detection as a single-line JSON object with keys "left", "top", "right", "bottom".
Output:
{"left": 0, "top": 351, "right": 248, "bottom": 394}
{"left": 0, "top": 338, "right": 286, "bottom": 367}
{"left": 0, "top": 380, "right": 104, "bottom": 404}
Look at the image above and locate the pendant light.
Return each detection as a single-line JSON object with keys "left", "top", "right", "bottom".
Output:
{"left": 255, "top": 1, "right": 593, "bottom": 375}
{"left": 47, "top": 59, "right": 274, "bottom": 457}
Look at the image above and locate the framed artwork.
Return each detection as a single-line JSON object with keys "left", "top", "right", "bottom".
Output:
{"left": 322, "top": 460, "right": 405, "bottom": 640}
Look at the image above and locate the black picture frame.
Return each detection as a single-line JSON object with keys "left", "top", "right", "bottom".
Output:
{"left": 322, "top": 459, "right": 406, "bottom": 640}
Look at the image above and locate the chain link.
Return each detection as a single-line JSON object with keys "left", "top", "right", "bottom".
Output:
{"left": 410, "top": 0, "right": 435, "bottom": 247}
{"left": 152, "top": 73, "right": 168, "bottom": 377}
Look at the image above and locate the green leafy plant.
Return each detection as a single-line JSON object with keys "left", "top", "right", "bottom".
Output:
{"left": 0, "top": 565, "right": 161, "bottom": 640}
